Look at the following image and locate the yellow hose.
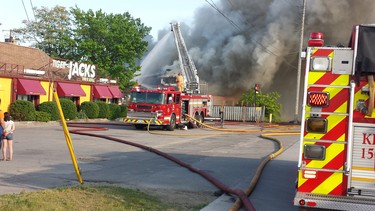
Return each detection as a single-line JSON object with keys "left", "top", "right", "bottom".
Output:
{"left": 144, "top": 114, "right": 299, "bottom": 210}
{"left": 229, "top": 132, "right": 298, "bottom": 211}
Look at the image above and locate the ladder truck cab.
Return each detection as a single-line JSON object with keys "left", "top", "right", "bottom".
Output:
{"left": 124, "top": 85, "right": 212, "bottom": 131}
{"left": 294, "top": 25, "right": 375, "bottom": 210}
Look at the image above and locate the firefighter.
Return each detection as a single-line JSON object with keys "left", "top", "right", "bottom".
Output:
{"left": 168, "top": 94, "right": 174, "bottom": 104}
{"left": 176, "top": 72, "right": 184, "bottom": 92}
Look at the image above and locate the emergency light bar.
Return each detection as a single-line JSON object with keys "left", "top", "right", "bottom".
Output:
{"left": 308, "top": 32, "right": 324, "bottom": 47}
{"left": 308, "top": 92, "right": 329, "bottom": 107}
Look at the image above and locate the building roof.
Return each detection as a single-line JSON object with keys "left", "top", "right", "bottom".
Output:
{"left": 0, "top": 42, "right": 51, "bottom": 72}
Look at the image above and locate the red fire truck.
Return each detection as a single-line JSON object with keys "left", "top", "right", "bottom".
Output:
{"left": 294, "top": 25, "right": 375, "bottom": 210}
{"left": 124, "top": 85, "right": 212, "bottom": 131}
{"left": 124, "top": 22, "right": 214, "bottom": 130}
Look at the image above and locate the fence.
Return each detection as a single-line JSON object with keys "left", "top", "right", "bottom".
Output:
{"left": 211, "top": 106, "right": 265, "bottom": 122}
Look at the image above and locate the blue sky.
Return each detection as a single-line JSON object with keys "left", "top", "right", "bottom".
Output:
{"left": 0, "top": 0, "right": 208, "bottom": 41}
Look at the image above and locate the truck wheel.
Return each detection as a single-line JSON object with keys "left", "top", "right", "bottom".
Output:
{"left": 166, "top": 114, "right": 176, "bottom": 131}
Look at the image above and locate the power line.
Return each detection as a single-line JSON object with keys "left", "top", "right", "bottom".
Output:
{"left": 21, "top": 0, "right": 30, "bottom": 22}
{"left": 30, "top": 0, "right": 36, "bottom": 20}
{"left": 205, "top": 0, "right": 242, "bottom": 31}
{"left": 205, "top": 0, "right": 297, "bottom": 69}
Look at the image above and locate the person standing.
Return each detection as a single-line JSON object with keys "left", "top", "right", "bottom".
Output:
{"left": 2, "top": 112, "right": 15, "bottom": 161}
{"left": 0, "top": 98, "right": 4, "bottom": 151}
{"left": 176, "top": 72, "right": 184, "bottom": 92}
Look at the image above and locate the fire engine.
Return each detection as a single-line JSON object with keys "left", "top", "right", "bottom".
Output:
{"left": 294, "top": 25, "right": 375, "bottom": 210}
{"left": 124, "top": 85, "right": 211, "bottom": 130}
{"left": 123, "top": 22, "right": 212, "bottom": 130}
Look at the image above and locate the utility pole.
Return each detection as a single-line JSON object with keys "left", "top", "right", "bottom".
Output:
{"left": 294, "top": 0, "right": 307, "bottom": 124}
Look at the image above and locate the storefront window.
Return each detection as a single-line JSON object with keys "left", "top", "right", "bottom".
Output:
{"left": 94, "top": 98, "right": 106, "bottom": 103}
{"left": 16, "top": 95, "right": 39, "bottom": 105}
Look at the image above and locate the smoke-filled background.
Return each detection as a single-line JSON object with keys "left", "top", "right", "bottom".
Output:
{"left": 138, "top": 0, "right": 375, "bottom": 121}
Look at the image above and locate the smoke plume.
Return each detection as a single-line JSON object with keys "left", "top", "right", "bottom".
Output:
{"left": 141, "top": 0, "right": 375, "bottom": 120}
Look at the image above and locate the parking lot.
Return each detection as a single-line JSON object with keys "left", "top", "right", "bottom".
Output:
{"left": 0, "top": 121, "right": 300, "bottom": 210}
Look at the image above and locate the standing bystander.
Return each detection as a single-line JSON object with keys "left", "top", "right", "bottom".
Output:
{"left": 2, "top": 112, "right": 15, "bottom": 161}
{"left": 0, "top": 98, "right": 5, "bottom": 151}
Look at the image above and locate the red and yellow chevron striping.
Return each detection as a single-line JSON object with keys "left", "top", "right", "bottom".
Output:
{"left": 123, "top": 118, "right": 163, "bottom": 125}
{"left": 298, "top": 48, "right": 350, "bottom": 196}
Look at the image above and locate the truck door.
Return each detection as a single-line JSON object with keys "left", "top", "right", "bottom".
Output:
{"left": 349, "top": 124, "right": 375, "bottom": 196}
{"left": 182, "top": 100, "right": 189, "bottom": 121}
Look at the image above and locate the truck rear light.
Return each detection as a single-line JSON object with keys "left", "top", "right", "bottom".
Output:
{"left": 307, "top": 201, "right": 317, "bottom": 207}
{"left": 299, "top": 199, "right": 317, "bottom": 207}
{"left": 304, "top": 144, "right": 326, "bottom": 160}
{"left": 311, "top": 57, "right": 331, "bottom": 71}
{"left": 299, "top": 199, "right": 306, "bottom": 206}
{"left": 306, "top": 118, "right": 327, "bottom": 133}
{"left": 303, "top": 170, "right": 317, "bottom": 179}
{"left": 308, "top": 92, "right": 329, "bottom": 107}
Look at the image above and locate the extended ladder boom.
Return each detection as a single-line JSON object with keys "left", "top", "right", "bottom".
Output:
{"left": 171, "top": 22, "right": 200, "bottom": 94}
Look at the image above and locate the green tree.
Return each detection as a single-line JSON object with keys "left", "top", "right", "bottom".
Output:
{"left": 240, "top": 89, "right": 281, "bottom": 121}
{"left": 70, "top": 7, "right": 151, "bottom": 90}
{"left": 13, "top": 5, "right": 151, "bottom": 91}
{"left": 13, "top": 6, "right": 75, "bottom": 58}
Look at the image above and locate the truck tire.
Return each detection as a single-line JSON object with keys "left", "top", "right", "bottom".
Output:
{"left": 166, "top": 114, "right": 176, "bottom": 131}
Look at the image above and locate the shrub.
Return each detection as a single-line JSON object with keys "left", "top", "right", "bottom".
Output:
{"left": 35, "top": 111, "right": 51, "bottom": 122}
{"left": 95, "top": 101, "right": 110, "bottom": 119}
{"left": 37, "top": 101, "right": 60, "bottom": 121}
{"left": 119, "top": 104, "right": 127, "bottom": 117}
{"left": 58, "top": 98, "right": 77, "bottom": 120}
{"left": 80, "top": 101, "right": 99, "bottom": 119}
{"left": 77, "top": 110, "right": 88, "bottom": 120}
{"left": 108, "top": 103, "right": 120, "bottom": 120}
{"left": 9, "top": 100, "right": 36, "bottom": 121}
{"left": 25, "top": 112, "right": 36, "bottom": 121}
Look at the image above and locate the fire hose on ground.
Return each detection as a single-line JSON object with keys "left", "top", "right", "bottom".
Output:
{"left": 67, "top": 118, "right": 298, "bottom": 211}
{"left": 180, "top": 114, "right": 299, "bottom": 211}
{"left": 67, "top": 122, "right": 256, "bottom": 210}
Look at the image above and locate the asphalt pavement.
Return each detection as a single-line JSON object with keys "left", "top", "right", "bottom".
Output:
{"left": 0, "top": 120, "right": 300, "bottom": 211}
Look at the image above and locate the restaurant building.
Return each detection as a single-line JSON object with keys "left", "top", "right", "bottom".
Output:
{"left": 0, "top": 40, "right": 123, "bottom": 112}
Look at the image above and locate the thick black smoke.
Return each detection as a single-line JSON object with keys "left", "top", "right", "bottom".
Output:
{"left": 140, "top": 0, "right": 375, "bottom": 120}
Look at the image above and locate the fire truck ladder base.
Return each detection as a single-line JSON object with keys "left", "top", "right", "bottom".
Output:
{"left": 294, "top": 192, "right": 375, "bottom": 211}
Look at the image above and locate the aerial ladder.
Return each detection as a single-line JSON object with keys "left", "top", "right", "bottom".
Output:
{"left": 171, "top": 22, "right": 200, "bottom": 94}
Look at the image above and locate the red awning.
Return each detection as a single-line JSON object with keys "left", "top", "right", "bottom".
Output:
{"left": 56, "top": 82, "right": 86, "bottom": 97}
{"left": 93, "top": 85, "right": 112, "bottom": 99}
{"left": 108, "top": 86, "right": 123, "bottom": 98}
{"left": 17, "top": 79, "right": 46, "bottom": 95}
